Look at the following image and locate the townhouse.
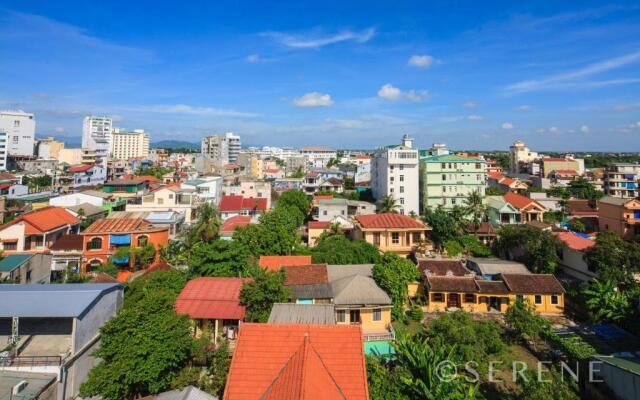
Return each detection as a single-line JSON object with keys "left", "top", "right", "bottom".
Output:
{"left": 126, "top": 184, "right": 197, "bottom": 224}
{"left": 219, "top": 195, "right": 268, "bottom": 221}
{"left": 352, "top": 213, "right": 431, "bottom": 256}
{"left": 0, "top": 207, "right": 80, "bottom": 253}
{"left": 598, "top": 196, "right": 640, "bottom": 240}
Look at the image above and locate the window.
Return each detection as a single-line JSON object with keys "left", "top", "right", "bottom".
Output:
{"left": 87, "top": 237, "right": 102, "bottom": 250}
{"left": 157, "top": 198, "right": 164, "bottom": 205}
{"left": 391, "top": 232, "right": 400, "bottom": 244}
{"left": 442, "top": 174, "right": 446, "bottom": 181}
{"left": 516, "top": 294, "right": 524, "bottom": 302}
{"left": 399, "top": 175, "right": 404, "bottom": 182}
{"left": 534, "top": 294, "right": 543, "bottom": 305}
{"left": 390, "top": 176, "right": 394, "bottom": 182}
{"left": 168, "top": 193, "right": 174, "bottom": 199}
{"left": 13, "top": 120, "right": 20, "bottom": 127}
{"left": 399, "top": 186, "right": 404, "bottom": 193}
{"left": 337, "top": 310, "right": 345, "bottom": 322}
{"left": 373, "top": 233, "right": 381, "bottom": 245}
{"left": 323, "top": 210, "right": 327, "bottom": 216}
{"left": 431, "top": 293, "right": 444, "bottom": 302}
{"left": 399, "top": 197, "right": 404, "bottom": 205}
{"left": 137, "top": 235, "right": 149, "bottom": 247}
{"left": 476, "top": 163, "right": 482, "bottom": 169}
{"left": 443, "top": 186, "right": 446, "bottom": 193}
{"left": 390, "top": 188, "right": 394, "bottom": 193}
{"left": 373, "top": 308, "right": 382, "bottom": 321}
{"left": 464, "top": 294, "right": 476, "bottom": 303}
{"left": 551, "top": 295, "right": 559, "bottom": 305}
{"left": 349, "top": 309, "right": 361, "bottom": 324}
{"left": 3, "top": 241, "right": 17, "bottom": 251}
{"left": 441, "top": 163, "right": 446, "bottom": 169}
{"left": 413, "top": 232, "right": 421, "bottom": 242}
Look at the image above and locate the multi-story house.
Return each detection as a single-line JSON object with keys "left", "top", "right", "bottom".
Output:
{"left": 222, "top": 179, "right": 271, "bottom": 208}
{"left": 183, "top": 176, "right": 223, "bottom": 205}
{"left": 599, "top": 196, "right": 640, "bottom": 240}
{"left": 110, "top": 128, "right": 150, "bottom": 159}
{"left": 371, "top": 135, "right": 420, "bottom": 215}
{"left": 81, "top": 217, "right": 169, "bottom": 271}
{"left": 0, "top": 110, "right": 35, "bottom": 157}
{"left": 302, "top": 170, "right": 344, "bottom": 195}
{"left": 0, "top": 207, "right": 80, "bottom": 253}
{"left": 485, "top": 192, "right": 546, "bottom": 225}
{"left": 352, "top": 213, "right": 430, "bottom": 256}
{"left": 102, "top": 179, "right": 149, "bottom": 200}
{"left": 300, "top": 147, "right": 337, "bottom": 169}
{"left": 219, "top": 195, "right": 268, "bottom": 221}
{"left": 541, "top": 157, "right": 582, "bottom": 178}
{"left": 36, "top": 136, "right": 65, "bottom": 159}
{"left": 603, "top": 163, "right": 640, "bottom": 198}
{"left": 420, "top": 154, "right": 486, "bottom": 212}
{"left": 82, "top": 116, "right": 112, "bottom": 169}
{"left": 126, "top": 185, "right": 197, "bottom": 224}
{"left": 508, "top": 140, "right": 538, "bottom": 173}
{"left": 67, "top": 164, "right": 107, "bottom": 188}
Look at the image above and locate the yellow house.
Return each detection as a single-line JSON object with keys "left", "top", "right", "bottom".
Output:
{"left": 352, "top": 213, "right": 431, "bottom": 256}
{"left": 424, "top": 273, "right": 564, "bottom": 315}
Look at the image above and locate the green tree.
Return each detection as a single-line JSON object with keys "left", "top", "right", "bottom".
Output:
{"left": 234, "top": 206, "right": 304, "bottom": 257}
{"left": 210, "top": 339, "right": 231, "bottom": 398}
{"left": 277, "top": 190, "right": 311, "bottom": 216}
{"left": 505, "top": 298, "right": 548, "bottom": 343}
{"left": 496, "top": 226, "right": 562, "bottom": 273}
{"left": 377, "top": 195, "right": 400, "bottom": 214}
{"left": 583, "top": 279, "right": 632, "bottom": 322}
{"left": 311, "top": 235, "right": 382, "bottom": 264}
{"left": 518, "top": 369, "right": 579, "bottom": 400}
{"left": 422, "top": 207, "right": 462, "bottom": 250}
{"left": 366, "top": 356, "right": 409, "bottom": 400}
{"left": 80, "top": 274, "right": 192, "bottom": 399}
{"left": 125, "top": 269, "right": 187, "bottom": 306}
{"left": 373, "top": 253, "right": 419, "bottom": 320}
{"left": 186, "top": 203, "right": 221, "bottom": 247}
{"left": 240, "top": 269, "right": 291, "bottom": 322}
{"left": 188, "top": 239, "right": 251, "bottom": 277}
{"left": 567, "top": 219, "right": 586, "bottom": 233}
{"left": 464, "top": 189, "right": 486, "bottom": 232}
{"left": 565, "top": 177, "right": 603, "bottom": 202}
{"left": 585, "top": 231, "right": 640, "bottom": 285}
{"left": 392, "top": 331, "right": 481, "bottom": 399}
{"left": 485, "top": 186, "right": 506, "bottom": 196}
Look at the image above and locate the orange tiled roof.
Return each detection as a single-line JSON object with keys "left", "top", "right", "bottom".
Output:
{"left": 259, "top": 255, "right": 313, "bottom": 271}
{"left": 220, "top": 216, "right": 252, "bottom": 234}
{"left": 68, "top": 164, "right": 94, "bottom": 173}
{"left": 355, "top": 213, "right": 427, "bottom": 229}
{"left": 555, "top": 231, "right": 596, "bottom": 251}
{"left": 308, "top": 221, "right": 331, "bottom": 229}
{"left": 125, "top": 175, "right": 162, "bottom": 183}
{"left": 175, "top": 277, "right": 246, "bottom": 320}
{"left": 223, "top": 323, "right": 368, "bottom": 400}
{"left": 0, "top": 206, "right": 80, "bottom": 235}
{"left": 82, "top": 218, "right": 165, "bottom": 234}
{"left": 283, "top": 264, "right": 328, "bottom": 286}
{"left": 503, "top": 192, "right": 543, "bottom": 211}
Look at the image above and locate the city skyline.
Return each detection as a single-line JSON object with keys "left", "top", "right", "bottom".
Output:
{"left": 1, "top": 1, "right": 640, "bottom": 150}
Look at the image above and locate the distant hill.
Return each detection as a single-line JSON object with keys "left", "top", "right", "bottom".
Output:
{"left": 152, "top": 140, "right": 200, "bottom": 149}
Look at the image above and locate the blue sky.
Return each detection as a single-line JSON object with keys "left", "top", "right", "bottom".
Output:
{"left": 1, "top": 1, "right": 640, "bottom": 150}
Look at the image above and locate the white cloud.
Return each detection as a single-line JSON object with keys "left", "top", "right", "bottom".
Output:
{"left": 293, "top": 92, "right": 334, "bottom": 108}
{"left": 463, "top": 101, "right": 478, "bottom": 108}
{"left": 580, "top": 125, "right": 590, "bottom": 133}
{"left": 467, "top": 114, "right": 485, "bottom": 121}
{"left": 54, "top": 126, "right": 65, "bottom": 133}
{"left": 264, "top": 28, "right": 375, "bottom": 49}
{"left": 517, "top": 105, "right": 531, "bottom": 111}
{"left": 505, "top": 50, "right": 640, "bottom": 93}
{"left": 132, "top": 104, "right": 257, "bottom": 117}
{"left": 377, "top": 84, "right": 428, "bottom": 102}
{"left": 408, "top": 55, "right": 435, "bottom": 68}
{"left": 246, "top": 54, "right": 260, "bottom": 63}
{"left": 549, "top": 126, "right": 560, "bottom": 134}
{"left": 501, "top": 122, "right": 514, "bottom": 130}
{"left": 537, "top": 128, "right": 546, "bottom": 133}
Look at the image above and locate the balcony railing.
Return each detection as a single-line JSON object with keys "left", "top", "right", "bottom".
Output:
{"left": 0, "top": 354, "right": 62, "bottom": 367}
{"left": 363, "top": 324, "right": 396, "bottom": 342}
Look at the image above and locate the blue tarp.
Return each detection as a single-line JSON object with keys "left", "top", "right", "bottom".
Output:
{"left": 111, "top": 256, "right": 129, "bottom": 264}
{"left": 109, "top": 234, "right": 131, "bottom": 245}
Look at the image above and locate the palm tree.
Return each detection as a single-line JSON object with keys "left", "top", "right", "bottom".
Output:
{"left": 328, "top": 221, "right": 342, "bottom": 235}
{"left": 377, "top": 195, "right": 399, "bottom": 214}
{"left": 464, "top": 189, "right": 487, "bottom": 232}
{"left": 583, "top": 279, "right": 631, "bottom": 322}
{"left": 186, "top": 202, "right": 221, "bottom": 246}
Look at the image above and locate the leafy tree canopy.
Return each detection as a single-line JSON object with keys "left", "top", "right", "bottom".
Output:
{"left": 422, "top": 207, "right": 463, "bottom": 249}
{"left": 496, "top": 226, "right": 562, "bottom": 273}
{"left": 585, "top": 231, "right": 640, "bottom": 285}
{"left": 188, "top": 239, "right": 251, "bottom": 278}
{"left": 240, "top": 269, "right": 291, "bottom": 322}
{"left": 276, "top": 190, "right": 311, "bottom": 216}
{"left": 373, "top": 252, "right": 419, "bottom": 320}
{"left": 311, "top": 234, "right": 382, "bottom": 264}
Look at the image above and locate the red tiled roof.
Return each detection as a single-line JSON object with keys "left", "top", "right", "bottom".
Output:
{"left": 326, "top": 177, "right": 342, "bottom": 186}
{"left": 68, "top": 164, "right": 94, "bottom": 173}
{"left": 283, "top": 264, "right": 328, "bottom": 286}
{"left": 355, "top": 213, "right": 427, "bottom": 229}
{"left": 555, "top": 231, "right": 596, "bottom": 251}
{"left": 82, "top": 218, "right": 164, "bottom": 234}
{"left": 223, "top": 323, "right": 368, "bottom": 400}
{"left": 49, "top": 234, "right": 83, "bottom": 251}
{"left": 0, "top": 183, "right": 11, "bottom": 190}
{"left": 0, "top": 207, "right": 80, "bottom": 235}
{"left": 488, "top": 172, "right": 504, "bottom": 180}
{"left": 308, "top": 221, "right": 331, "bottom": 229}
{"left": 220, "top": 215, "right": 252, "bottom": 234}
{"left": 219, "top": 196, "right": 268, "bottom": 212}
{"left": 124, "top": 174, "right": 162, "bottom": 183}
{"left": 476, "top": 280, "right": 510, "bottom": 294}
{"left": 501, "top": 274, "right": 565, "bottom": 294}
{"left": 174, "top": 277, "right": 246, "bottom": 320}
{"left": 418, "top": 260, "right": 471, "bottom": 276}
{"left": 313, "top": 195, "right": 333, "bottom": 202}
{"left": 553, "top": 169, "right": 578, "bottom": 175}
{"left": 503, "top": 192, "right": 544, "bottom": 211}
{"left": 426, "top": 276, "right": 479, "bottom": 292}
{"left": 259, "top": 256, "right": 313, "bottom": 272}
{"left": 568, "top": 200, "right": 598, "bottom": 216}
{"left": 465, "top": 222, "right": 498, "bottom": 235}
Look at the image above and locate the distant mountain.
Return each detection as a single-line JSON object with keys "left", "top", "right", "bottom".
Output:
{"left": 152, "top": 140, "right": 200, "bottom": 149}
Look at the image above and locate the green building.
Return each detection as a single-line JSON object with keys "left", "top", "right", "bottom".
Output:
{"left": 419, "top": 154, "right": 487, "bottom": 212}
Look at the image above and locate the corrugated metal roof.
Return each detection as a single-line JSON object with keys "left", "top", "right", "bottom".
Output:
{"left": 268, "top": 304, "right": 336, "bottom": 324}
{"left": 0, "top": 254, "right": 33, "bottom": 272}
{"left": 331, "top": 275, "right": 391, "bottom": 306}
{"left": 0, "top": 284, "right": 122, "bottom": 318}
{"left": 326, "top": 264, "right": 373, "bottom": 281}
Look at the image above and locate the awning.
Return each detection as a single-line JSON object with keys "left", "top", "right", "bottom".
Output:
{"left": 109, "top": 234, "right": 131, "bottom": 246}
{"left": 112, "top": 256, "right": 129, "bottom": 264}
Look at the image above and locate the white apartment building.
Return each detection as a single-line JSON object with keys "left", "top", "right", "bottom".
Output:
{"left": 82, "top": 116, "right": 112, "bottom": 169}
{"left": 0, "top": 110, "right": 35, "bottom": 157}
{"left": 201, "top": 132, "right": 242, "bottom": 165}
{"left": 603, "top": 163, "right": 640, "bottom": 198}
{"left": 0, "top": 131, "right": 7, "bottom": 171}
{"left": 301, "top": 147, "right": 337, "bottom": 169}
{"left": 248, "top": 146, "right": 301, "bottom": 160}
{"left": 370, "top": 135, "right": 420, "bottom": 216}
{"left": 111, "top": 128, "right": 150, "bottom": 159}
{"left": 509, "top": 140, "right": 538, "bottom": 173}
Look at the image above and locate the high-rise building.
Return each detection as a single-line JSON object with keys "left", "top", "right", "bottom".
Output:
{"left": 509, "top": 140, "right": 538, "bottom": 173}
{"left": 201, "top": 132, "right": 241, "bottom": 165}
{"left": 603, "top": 163, "right": 640, "bottom": 198}
{"left": 110, "top": 128, "right": 150, "bottom": 160}
{"left": 82, "top": 116, "right": 112, "bottom": 167}
{"left": 0, "top": 131, "right": 6, "bottom": 171}
{"left": 370, "top": 135, "right": 420, "bottom": 216}
{"left": 420, "top": 154, "right": 487, "bottom": 212}
{"left": 0, "top": 110, "right": 35, "bottom": 158}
